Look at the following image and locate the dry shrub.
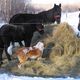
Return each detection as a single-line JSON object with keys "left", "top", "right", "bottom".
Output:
{"left": 36, "top": 23, "right": 80, "bottom": 62}
{"left": 42, "top": 23, "right": 80, "bottom": 74}
{"left": 48, "top": 23, "right": 80, "bottom": 60}
{"left": 53, "top": 23, "right": 76, "bottom": 42}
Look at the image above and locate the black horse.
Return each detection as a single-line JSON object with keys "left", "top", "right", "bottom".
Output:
{"left": 77, "top": 13, "right": 80, "bottom": 37}
{"left": 0, "top": 23, "right": 44, "bottom": 64}
{"left": 78, "top": 13, "right": 80, "bottom": 31}
{"left": 0, "top": 37, "right": 5, "bottom": 65}
{"left": 9, "top": 4, "right": 61, "bottom": 24}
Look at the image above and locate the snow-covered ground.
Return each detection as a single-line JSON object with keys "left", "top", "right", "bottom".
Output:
{"left": 61, "top": 11, "right": 80, "bottom": 35}
{"left": 0, "top": 11, "right": 80, "bottom": 80}
{"left": 0, "top": 73, "right": 79, "bottom": 80}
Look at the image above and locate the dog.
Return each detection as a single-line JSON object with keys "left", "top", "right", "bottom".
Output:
{"left": 15, "top": 41, "right": 44, "bottom": 68}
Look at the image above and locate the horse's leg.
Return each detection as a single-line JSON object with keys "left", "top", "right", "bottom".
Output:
{"left": 24, "top": 39, "right": 32, "bottom": 47}
{"left": 0, "top": 48, "right": 3, "bottom": 65}
{"left": 19, "top": 41, "right": 23, "bottom": 46}
{"left": 12, "top": 42, "right": 15, "bottom": 48}
{"left": 4, "top": 43, "right": 11, "bottom": 61}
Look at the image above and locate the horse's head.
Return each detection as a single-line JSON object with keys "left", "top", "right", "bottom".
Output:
{"left": 36, "top": 24, "right": 44, "bottom": 35}
{"left": 52, "top": 3, "right": 61, "bottom": 24}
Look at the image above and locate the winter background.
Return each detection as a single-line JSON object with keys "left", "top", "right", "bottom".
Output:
{"left": 0, "top": 0, "right": 80, "bottom": 80}
{"left": 0, "top": 10, "right": 79, "bottom": 80}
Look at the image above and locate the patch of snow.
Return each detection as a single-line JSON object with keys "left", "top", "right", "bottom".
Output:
{"left": 0, "top": 73, "right": 80, "bottom": 80}
{"left": 61, "top": 11, "right": 80, "bottom": 35}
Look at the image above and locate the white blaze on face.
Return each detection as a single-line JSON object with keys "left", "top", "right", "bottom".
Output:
{"left": 34, "top": 42, "right": 44, "bottom": 52}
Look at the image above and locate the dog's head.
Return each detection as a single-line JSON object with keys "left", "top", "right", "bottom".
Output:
{"left": 34, "top": 41, "right": 44, "bottom": 53}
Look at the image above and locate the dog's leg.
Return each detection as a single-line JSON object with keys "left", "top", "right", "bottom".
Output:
{"left": 37, "top": 56, "right": 42, "bottom": 61}
{"left": 18, "top": 63, "right": 22, "bottom": 69}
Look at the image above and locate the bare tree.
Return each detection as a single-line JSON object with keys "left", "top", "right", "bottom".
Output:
{"left": 0, "top": 0, "right": 39, "bottom": 22}
{"left": 11, "top": 0, "right": 25, "bottom": 14}
{"left": 0, "top": 0, "right": 26, "bottom": 22}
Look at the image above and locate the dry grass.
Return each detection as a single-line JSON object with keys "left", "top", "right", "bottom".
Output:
{"left": 3, "top": 23, "right": 80, "bottom": 76}
{"left": 48, "top": 23, "right": 80, "bottom": 60}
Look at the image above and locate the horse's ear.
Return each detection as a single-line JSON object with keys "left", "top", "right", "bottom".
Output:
{"left": 59, "top": 3, "right": 61, "bottom": 7}
{"left": 54, "top": 4, "right": 56, "bottom": 7}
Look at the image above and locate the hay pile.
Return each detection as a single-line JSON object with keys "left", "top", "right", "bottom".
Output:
{"left": 43, "top": 23, "right": 80, "bottom": 76}
{"left": 48, "top": 23, "right": 80, "bottom": 59}
{"left": 3, "top": 23, "right": 80, "bottom": 77}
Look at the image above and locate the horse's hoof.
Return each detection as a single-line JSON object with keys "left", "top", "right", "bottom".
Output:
{"left": 8, "top": 58, "right": 12, "bottom": 61}
{"left": 0, "top": 62, "right": 3, "bottom": 67}
{"left": 0, "top": 62, "right": 3, "bottom": 64}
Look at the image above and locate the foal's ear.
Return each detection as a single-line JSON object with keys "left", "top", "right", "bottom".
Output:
{"left": 59, "top": 3, "right": 61, "bottom": 7}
